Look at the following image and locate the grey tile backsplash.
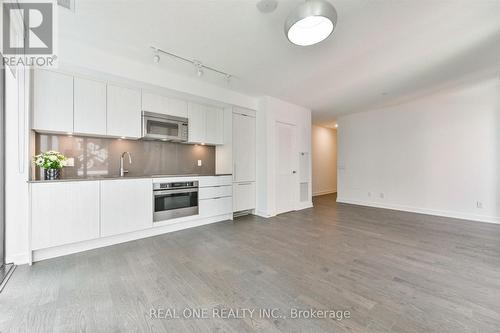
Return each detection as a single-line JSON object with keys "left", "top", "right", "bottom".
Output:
{"left": 34, "top": 134, "right": 216, "bottom": 180}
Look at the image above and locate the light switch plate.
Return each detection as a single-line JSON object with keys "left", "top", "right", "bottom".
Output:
{"left": 197, "top": 160, "right": 202, "bottom": 167}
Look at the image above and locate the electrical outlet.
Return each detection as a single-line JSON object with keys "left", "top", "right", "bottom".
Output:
{"left": 197, "top": 160, "right": 202, "bottom": 167}
{"left": 379, "top": 192, "right": 385, "bottom": 199}
{"left": 66, "top": 157, "right": 74, "bottom": 167}
{"left": 476, "top": 201, "right": 483, "bottom": 209}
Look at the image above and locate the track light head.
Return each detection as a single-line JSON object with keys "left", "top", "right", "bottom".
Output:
{"left": 152, "top": 49, "right": 160, "bottom": 63}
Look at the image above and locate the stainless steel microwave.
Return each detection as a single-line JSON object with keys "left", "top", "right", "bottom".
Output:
{"left": 141, "top": 111, "right": 189, "bottom": 142}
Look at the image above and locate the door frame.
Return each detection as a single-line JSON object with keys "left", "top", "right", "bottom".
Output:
{"left": 0, "top": 59, "right": 5, "bottom": 267}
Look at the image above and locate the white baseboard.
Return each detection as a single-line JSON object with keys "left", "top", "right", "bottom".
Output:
{"left": 32, "top": 214, "right": 232, "bottom": 263}
{"left": 313, "top": 190, "right": 337, "bottom": 197}
{"left": 337, "top": 197, "right": 500, "bottom": 224}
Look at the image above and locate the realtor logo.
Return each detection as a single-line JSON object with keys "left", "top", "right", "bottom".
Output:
{"left": 2, "top": 0, "right": 58, "bottom": 67}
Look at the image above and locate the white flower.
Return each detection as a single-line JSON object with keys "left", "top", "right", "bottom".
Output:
{"left": 49, "top": 155, "right": 57, "bottom": 161}
{"left": 36, "top": 157, "right": 44, "bottom": 166}
{"left": 60, "top": 160, "right": 68, "bottom": 167}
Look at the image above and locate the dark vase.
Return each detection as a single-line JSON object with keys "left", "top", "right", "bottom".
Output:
{"left": 44, "top": 168, "right": 61, "bottom": 181}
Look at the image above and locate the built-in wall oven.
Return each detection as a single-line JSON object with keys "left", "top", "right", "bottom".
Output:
{"left": 153, "top": 181, "right": 199, "bottom": 222}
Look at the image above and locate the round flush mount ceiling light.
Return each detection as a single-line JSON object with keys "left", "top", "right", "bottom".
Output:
{"left": 285, "top": 0, "right": 337, "bottom": 46}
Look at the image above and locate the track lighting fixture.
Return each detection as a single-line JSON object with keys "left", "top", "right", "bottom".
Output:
{"left": 153, "top": 50, "right": 160, "bottom": 63}
{"left": 150, "top": 46, "right": 234, "bottom": 83}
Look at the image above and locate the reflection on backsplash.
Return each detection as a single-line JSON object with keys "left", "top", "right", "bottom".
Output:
{"left": 34, "top": 134, "right": 216, "bottom": 180}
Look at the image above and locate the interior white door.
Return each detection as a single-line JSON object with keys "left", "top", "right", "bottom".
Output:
{"left": 275, "top": 121, "right": 297, "bottom": 215}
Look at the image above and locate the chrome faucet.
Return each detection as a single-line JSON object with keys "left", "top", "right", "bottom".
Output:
{"left": 119, "top": 152, "right": 132, "bottom": 177}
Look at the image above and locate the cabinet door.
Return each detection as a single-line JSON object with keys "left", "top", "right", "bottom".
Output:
{"left": 33, "top": 70, "right": 74, "bottom": 133}
{"left": 187, "top": 102, "right": 206, "bottom": 144}
{"left": 31, "top": 182, "right": 100, "bottom": 250}
{"left": 166, "top": 97, "right": 188, "bottom": 118}
{"left": 100, "top": 179, "right": 153, "bottom": 237}
{"left": 205, "top": 106, "right": 224, "bottom": 145}
{"left": 107, "top": 85, "right": 141, "bottom": 138}
{"left": 142, "top": 92, "right": 163, "bottom": 114}
{"left": 233, "top": 182, "right": 256, "bottom": 212}
{"left": 74, "top": 77, "right": 107, "bottom": 135}
{"left": 233, "top": 113, "right": 256, "bottom": 182}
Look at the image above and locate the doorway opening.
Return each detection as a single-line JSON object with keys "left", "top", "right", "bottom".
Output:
{"left": 311, "top": 124, "right": 338, "bottom": 198}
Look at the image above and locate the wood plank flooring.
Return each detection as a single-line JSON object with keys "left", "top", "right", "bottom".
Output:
{"left": 1, "top": 194, "right": 500, "bottom": 332}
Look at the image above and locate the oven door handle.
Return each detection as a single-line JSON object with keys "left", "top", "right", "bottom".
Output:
{"left": 154, "top": 188, "right": 198, "bottom": 196}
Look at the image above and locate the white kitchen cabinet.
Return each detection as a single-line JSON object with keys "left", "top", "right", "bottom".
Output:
{"left": 199, "top": 185, "right": 232, "bottom": 200}
{"left": 31, "top": 181, "right": 100, "bottom": 250}
{"left": 187, "top": 102, "right": 207, "bottom": 144}
{"left": 205, "top": 106, "right": 224, "bottom": 145}
{"left": 141, "top": 92, "right": 163, "bottom": 114}
{"left": 107, "top": 84, "right": 142, "bottom": 138}
{"left": 215, "top": 108, "right": 233, "bottom": 174}
{"left": 167, "top": 97, "right": 188, "bottom": 118}
{"left": 188, "top": 102, "right": 224, "bottom": 145}
{"left": 74, "top": 77, "right": 107, "bottom": 136}
{"left": 100, "top": 179, "right": 153, "bottom": 237}
{"left": 142, "top": 92, "right": 188, "bottom": 118}
{"left": 198, "top": 175, "right": 232, "bottom": 187}
{"left": 233, "top": 182, "right": 256, "bottom": 212}
{"left": 199, "top": 197, "right": 232, "bottom": 217}
{"left": 233, "top": 112, "right": 256, "bottom": 182}
{"left": 33, "top": 70, "right": 74, "bottom": 133}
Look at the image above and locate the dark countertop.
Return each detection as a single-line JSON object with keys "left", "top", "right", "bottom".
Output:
{"left": 28, "top": 174, "right": 232, "bottom": 183}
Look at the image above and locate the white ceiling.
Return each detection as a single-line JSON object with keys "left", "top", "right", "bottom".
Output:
{"left": 59, "top": 0, "right": 500, "bottom": 123}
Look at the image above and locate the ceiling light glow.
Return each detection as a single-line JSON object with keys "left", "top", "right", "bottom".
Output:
{"left": 285, "top": 0, "right": 337, "bottom": 46}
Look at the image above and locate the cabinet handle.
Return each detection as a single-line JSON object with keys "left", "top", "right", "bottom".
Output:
{"left": 238, "top": 182, "right": 252, "bottom": 186}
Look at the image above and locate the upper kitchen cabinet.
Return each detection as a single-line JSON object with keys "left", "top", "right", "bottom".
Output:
{"left": 205, "top": 106, "right": 224, "bottom": 145}
{"left": 187, "top": 102, "right": 206, "bottom": 143}
{"left": 167, "top": 98, "right": 188, "bottom": 118}
{"left": 142, "top": 92, "right": 188, "bottom": 118}
{"left": 233, "top": 112, "right": 256, "bottom": 182}
{"left": 33, "top": 70, "right": 74, "bottom": 133}
{"left": 74, "top": 77, "right": 107, "bottom": 136}
{"left": 187, "top": 102, "right": 224, "bottom": 145}
{"left": 107, "top": 84, "right": 142, "bottom": 138}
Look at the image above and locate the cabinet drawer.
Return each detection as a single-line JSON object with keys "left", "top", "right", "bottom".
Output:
{"left": 199, "top": 197, "right": 232, "bottom": 217}
{"left": 199, "top": 176, "right": 232, "bottom": 187}
{"left": 233, "top": 181, "right": 256, "bottom": 212}
{"left": 199, "top": 185, "right": 232, "bottom": 200}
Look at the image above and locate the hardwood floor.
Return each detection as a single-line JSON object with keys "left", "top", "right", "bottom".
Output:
{"left": 1, "top": 194, "right": 500, "bottom": 332}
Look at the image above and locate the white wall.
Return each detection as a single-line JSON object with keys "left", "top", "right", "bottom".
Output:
{"left": 337, "top": 77, "right": 500, "bottom": 223}
{"left": 312, "top": 125, "right": 337, "bottom": 196}
{"left": 58, "top": 38, "right": 258, "bottom": 110}
{"left": 256, "top": 96, "right": 312, "bottom": 217}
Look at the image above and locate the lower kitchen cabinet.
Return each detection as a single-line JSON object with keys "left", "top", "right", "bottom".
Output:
{"left": 199, "top": 197, "right": 232, "bottom": 217}
{"left": 100, "top": 179, "right": 153, "bottom": 237}
{"left": 31, "top": 181, "right": 100, "bottom": 250}
{"left": 233, "top": 181, "right": 256, "bottom": 212}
